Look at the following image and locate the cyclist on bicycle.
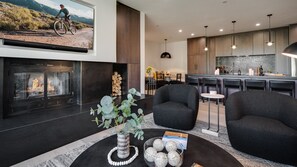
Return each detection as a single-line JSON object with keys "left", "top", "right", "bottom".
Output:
{"left": 56, "top": 4, "right": 71, "bottom": 26}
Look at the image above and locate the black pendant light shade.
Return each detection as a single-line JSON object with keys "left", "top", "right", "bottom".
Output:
{"left": 267, "top": 14, "right": 273, "bottom": 46}
{"left": 231, "top": 21, "right": 237, "bottom": 49}
{"left": 204, "top": 26, "right": 208, "bottom": 51}
{"left": 282, "top": 42, "right": 297, "bottom": 59}
{"left": 160, "top": 39, "right": 171, "bottom": 58}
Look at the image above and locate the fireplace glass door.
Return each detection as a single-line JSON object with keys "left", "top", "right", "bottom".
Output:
{"left": 14, "top": 72, "right": 44, "bottom": 100}
{"left": 47, "top": 72, "right": 71, "bottom": 96}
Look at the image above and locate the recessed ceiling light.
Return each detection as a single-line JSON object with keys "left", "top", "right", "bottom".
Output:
{"left": 256, "top": 23, "right": 261, "bottom": 26}
{"left": 219, "top": 29, "right": 223, "bottom": 32}
{"left": 178, "top": 29, "right": 183, "bottom": 33}
{"left": 191, "top": 33, "right": 195, "bottom": 36}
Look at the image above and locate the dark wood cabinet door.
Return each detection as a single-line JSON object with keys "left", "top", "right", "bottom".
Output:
{"left": 187, "top": 37, "right": 207, "bottom": 74}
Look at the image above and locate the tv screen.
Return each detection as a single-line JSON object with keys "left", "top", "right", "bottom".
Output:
{"left": 0, "top": 0, "right": 94, "bottom": 50}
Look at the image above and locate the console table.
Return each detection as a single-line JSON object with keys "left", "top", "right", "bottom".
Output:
{"left": 70, "top": 129, "right": 242, "bottom": 167}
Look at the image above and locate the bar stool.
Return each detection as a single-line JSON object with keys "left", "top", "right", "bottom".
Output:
{"left": 245, "top": 79, "right": 266, "bottom": 91}
{"left": 269, "top": 80, "right": 295, "bottom": 98}
{"left": 223, "top": 79, "right": 242, "bottom": 104}
{"left": 202, "top": 78, "right": 221, "bottom": 102}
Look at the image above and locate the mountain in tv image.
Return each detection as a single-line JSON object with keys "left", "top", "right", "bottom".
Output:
{"left": 0, "top": 0, "right": 94, "bottom": 49}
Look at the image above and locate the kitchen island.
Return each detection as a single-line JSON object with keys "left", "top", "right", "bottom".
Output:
{"left": 185, "top": 74, "right": 297, "bottom": 99}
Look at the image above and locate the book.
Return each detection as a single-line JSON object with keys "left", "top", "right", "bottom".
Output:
{"left": 162, "top": 131, "right": 188, "bottom": 150}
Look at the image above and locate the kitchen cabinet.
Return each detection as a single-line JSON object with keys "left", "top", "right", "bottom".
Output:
{"left": 187, "top": 37, "right": 207, "bottom": 74}
{"left": 232, "top": 32, "right": 253, "bottom": 56}
{"left": 208, "top": 37, "right": 216, "bottom": 74}
{"left": 252, "top": 31, "right": 265, "bottom": 55}
{"left": 275, "top": 28, "right": 290, "bottom": 74}
{"left": 215, "top": 35, "right": 232, "bottom": 57}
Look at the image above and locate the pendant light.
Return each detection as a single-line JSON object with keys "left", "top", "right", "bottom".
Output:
{"left": 231, "top": 21, "right": 237, "bottom": 49}
{"left": 160, "top": 39, "right": 171, "bottom": 58}
{"left": 282, "top": 42, "right": 297, "bottom": 59}
{"left": 204, "top": 26, "right": 208, "bottom": 51}
{"left": 267, "top": 14, "right": 273, "bottom": 46}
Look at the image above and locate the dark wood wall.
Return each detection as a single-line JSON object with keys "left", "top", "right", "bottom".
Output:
{"left": 81, "top": 62, "right": 113, "bottom": 104}
{"left": 117, "top": 2, "right": 140, "bottom": 90}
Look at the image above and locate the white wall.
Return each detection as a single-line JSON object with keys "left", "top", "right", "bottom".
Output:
{"left": 145, "top": 40, "right": 187, "bottom": 81}
{"left": 0, "top": 0, "right": 117, "bottom": 62}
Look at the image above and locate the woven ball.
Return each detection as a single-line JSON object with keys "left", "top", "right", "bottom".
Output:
{"left": 165, "top": 140, "right": 178, "bottom": 152}
{"left": 154, "top": 152, "right": 168, "bottom": 167}
{"left": 144, "top": 147, "right": 157, "bottom": 162}
{"left": 153, "top": 139, "right": 164, "bottom": 151}
{"left": 168, "top": 151, "right": 181, "bottom": 166}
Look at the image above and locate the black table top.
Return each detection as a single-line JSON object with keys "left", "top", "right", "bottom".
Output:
{"left": 70, "top": 129, "right": 243, "bottom": 167}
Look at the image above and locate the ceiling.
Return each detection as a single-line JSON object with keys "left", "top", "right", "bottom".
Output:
{"left": 117, "top": 0, "right": 297, "bottom": 43}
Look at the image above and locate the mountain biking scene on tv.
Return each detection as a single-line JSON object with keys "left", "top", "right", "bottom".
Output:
{"left": 0, "top": 0, "right": 94, "bottom": 49}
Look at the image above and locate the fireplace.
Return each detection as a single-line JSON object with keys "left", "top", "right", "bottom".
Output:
{"left": 4, "top": 59, "right": 77, "bottom": 117}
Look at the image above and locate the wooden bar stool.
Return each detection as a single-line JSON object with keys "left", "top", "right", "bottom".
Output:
{"left": 269, "top": 80, "right": 295, "bottom": 98}
{"left": 245, "top": 79, "right": 266, "bottom": 91}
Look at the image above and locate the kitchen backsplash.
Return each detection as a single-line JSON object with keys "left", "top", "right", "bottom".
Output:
{"left": 216, "top": 54, "right": 275, "bottom": 74}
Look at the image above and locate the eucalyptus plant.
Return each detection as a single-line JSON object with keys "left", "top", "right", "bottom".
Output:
{"left": 90, "top": 88, "right": 144, "bottom": 140}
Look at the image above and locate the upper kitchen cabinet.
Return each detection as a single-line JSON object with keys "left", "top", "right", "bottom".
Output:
{"left": 252, "top": 31, "right": 265, "bottom": 55}
{"left": 215, "top": 35, "right": 232, "bottom": 57}
{"left": 187, "top": 37, "right": 207, "bottom": 74}
{"left": 275, "top": 27, "right": 290, "bottom": 75}
{"left": 232, "top": 32, "right": 253, "bottom": 56}
{"left": 263, "top": 30, "right": 276, "bottom": 54}
{"left": 187, "top": 37, "right": 205, "bottom": 56}
{"left": 117, "top": 3, "right": 140, "bottom": 64}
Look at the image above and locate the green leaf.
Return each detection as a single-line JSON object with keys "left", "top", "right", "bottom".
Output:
{"left": 128, "top": 88, "right": 137, "bottom": 94}
{"left": 131, "top": 113, "right": 138, "bottom": 120}
{"left": 90, "top": 108, "right": 95, "bottom": 115}
{"left": 128, "top": 119, "right": 137, "bottom": 127}
{"left": 100, "top": 96, "right": 113, "bottom": 106}
{"left": 102, "top": 104, "right": 113, "bottom": 114}
{"left": 95, "top": 117, "right": 99, "bottom": 125}
{"left": 136, "top": 92, "right": 141, "bottom": 97}
{"left": 138, "top": 108, "right": 143, "bottom": 115}
{"left": 127, "top": 94, "right": 133, "bottom": 100}
{"left": 117, "top": 116, "right": 123, "bottom": 123}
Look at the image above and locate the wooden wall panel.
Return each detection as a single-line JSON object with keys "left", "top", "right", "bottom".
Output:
{"left": 117, "top": 3, "right": 140, "bottom": 64}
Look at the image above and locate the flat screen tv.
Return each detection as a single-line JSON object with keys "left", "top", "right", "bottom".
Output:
{"left": 0, "top": 0, "right": 94, "bottom": 50}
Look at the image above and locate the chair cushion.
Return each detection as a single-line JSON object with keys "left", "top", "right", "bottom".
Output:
{"left": 153, "top": 101, "right": 195, "bottom": 130}
{"left": 228, "top": 115, "right": 297, "bottom": 164}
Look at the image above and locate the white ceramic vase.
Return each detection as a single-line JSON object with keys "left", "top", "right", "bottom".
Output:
{"left": 117, "top": 133, "right": 130, "bottom": 159}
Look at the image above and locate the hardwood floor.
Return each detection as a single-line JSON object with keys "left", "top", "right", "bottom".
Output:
{"left": 197, "top": 100, "right": 226, "bottom": 127}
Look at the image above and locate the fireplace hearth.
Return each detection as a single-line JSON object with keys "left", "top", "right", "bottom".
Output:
{"left": 3, "top": 59, "right": 78, "bottom": 117}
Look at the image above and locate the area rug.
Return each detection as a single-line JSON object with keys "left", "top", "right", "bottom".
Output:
{"left": 33, "top": 113, "right": 292, "bottom": 167}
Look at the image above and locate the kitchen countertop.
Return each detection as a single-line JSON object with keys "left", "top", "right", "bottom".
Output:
{"left": 186, "top": 74, "right": 297, "bottom": 80}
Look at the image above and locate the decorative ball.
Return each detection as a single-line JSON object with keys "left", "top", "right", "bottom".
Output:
{"left": 153, "top": 139, "right": 164, "bottom": 151}
{"left": 144, "top": 147, "right": 157, "bottom": 162}
{"left": 154, "top": 152, "right": 168, "bottom": 167}
{"left": 168, "top": 151, "right": 181, "bottom": 166}
{"left": 165, "top": 140, "right": 177, "bottom": 152}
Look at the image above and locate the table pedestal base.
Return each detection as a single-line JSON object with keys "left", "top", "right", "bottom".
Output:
{"left": 202, "top": 129, "right": 219, "bottom": 137}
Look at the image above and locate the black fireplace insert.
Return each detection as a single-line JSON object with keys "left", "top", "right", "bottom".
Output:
{"left": 4, "top": 59, "right": 77, "bottom": 117}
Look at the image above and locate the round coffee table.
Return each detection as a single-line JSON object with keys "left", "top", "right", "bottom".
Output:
{"left": 71, "top": 129, "right": 243, "bottom": 167}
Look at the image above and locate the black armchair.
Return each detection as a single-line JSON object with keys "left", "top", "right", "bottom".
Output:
{"left": 226, "top": 91, "right": 297, "bottom": 166}
{"left": 153, "top": 84, "right": 199, "bottom": 130}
